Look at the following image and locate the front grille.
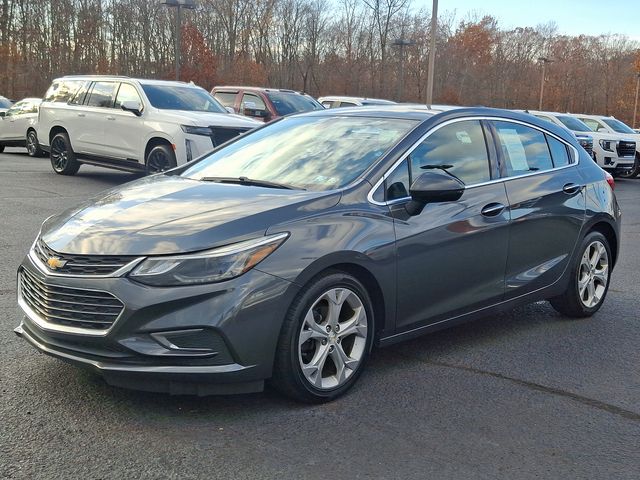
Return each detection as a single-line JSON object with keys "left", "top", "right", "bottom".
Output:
{"left": 617, "top": 141, "right": 636, "bottom": 158}
{"left": 209, "top": 126, "right": 251, "bottom": 147}
{"left": 34, "top": 237, "right": 135, "bottom": 275}
{"left": 19, "top": 267, "right": 124, "bottom": 331}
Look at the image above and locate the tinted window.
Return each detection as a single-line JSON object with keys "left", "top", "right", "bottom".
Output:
{"left": 385, "top": 159, "right": 411, "bottom": 200}
{"left": 213, "top": 91, "right": 237, "bottom": 107}
{"left": 241, "top": 93, "right": 266, "bottom": 112}
{"left": 556, "top": 115, "right": 591, "bottom": 132}
{"left": 580, "top": 118, "right": 603, "bottom": 132}
{"left": 601, "top": 118, "right": 636, "bottom": 134}
{"left": 181, "top": 116, "right": 417, "bottom": 191}
{"left": 43, "top": 80, "right": 83, "bottom": 103}
{"left": 493, "top": 121, "right": 553, "bottom": 176}
{"left": 114, "top": 83, "right": 142, "bottom": 109}
{"left": 86, "top": 82, "right": 117, "bottom": 108}
{"left": 546, "top": 135, "right": 570, "bottom": 167}
{"left": 339, "top": 101, "right": 357, "bottom": 107}
{"left": 142, "top": 85, "right": 226, "bottom": 113}
{"left": 409, "top": 120, "right": 490, "bottom": 185}
{"left": 266, "top": 92, "right": 323, "bottom": 116}
{"left": 69, "top": 81, "right": 92, "bottom": 105}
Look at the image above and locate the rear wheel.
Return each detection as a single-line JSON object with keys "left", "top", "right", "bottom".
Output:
{"left": 50, "top": 132, "right": 80, "bottom": 175}
{"left": 550, "top": 231, "right": 611, "bottom": 317}
{"left": 26, "top": 130, "right": 43, "bottom": 157}
{"left": 145, "top": 144, "right": 176, "bottom": 174}
{"left": 271, "top": 272, "right": 374, "bottom": 403}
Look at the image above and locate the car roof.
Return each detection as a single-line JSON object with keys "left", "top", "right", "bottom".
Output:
{"left": 15, "top": 97, "right": 42, "bottom": 103}
{"left": 56, "top": 76, "right": 201, "bottom": 88}
{"left": 318, "top": 96, "right": 396, "bottom": 104}
{"left": 213, "top": 86, "right": 307, "bottom": 95}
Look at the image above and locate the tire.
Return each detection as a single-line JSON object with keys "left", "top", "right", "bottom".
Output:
{"left": 26, "top": 130, "right": 43, "bottom": 157}
{"left": 50, "top": 132, "right": 80, "bottom": 175}
{"left": 271, "top": 271, "right": 375, "bottom": 403}
{"left": 0, "top": 145, "right": 4, "bottom": 153}
{"left": 617, "top": 154, "right": 640, "bottom": 179}
{"left": 145, "top": 144, "right": 177, "bottom": 174}
{"left": 549, "top": 231, "right": 612, "bottom": 318}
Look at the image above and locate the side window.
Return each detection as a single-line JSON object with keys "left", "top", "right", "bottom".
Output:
{"left": 114, "top": 83, "right": 142, "bottom": 110}
{"left": 5, "top": 102, "right": 23, "bottom": 116}
{"left": 493, "top": 121, "right": 553, "bottom": 177}
{"left": 241, "top": 93, "right": 266, "bottom": 112}
{"left": 546, "top": 135, "right": 570, "bottom": 167}
{"left": 214, "top": 92, "right": 237, "bottom": 108}
{"left": 86, "top": 82, "right": 117, "bottom": 108}
{"left": 385, "top": 159, "right": 411, "bottom": 201}
{"left": 409, "top": 120, "right": 491, "bottom": 185}
{"left": 69, "top": 81, "right": 92, "bottom": 105}
{"left": 43, "top": 80, "right": 81, "bottom": 103}
{"left": 339, "top": 101, "right": 356, "bottom": 107}
{"left": 321, "top": 101, "right": 333, "bottom": 108}
{"left": 581, "top": 118, "right": 600, "bottom": 132}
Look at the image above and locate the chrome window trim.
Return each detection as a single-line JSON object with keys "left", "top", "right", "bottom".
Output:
{"left": 17, "top": 268, "right": 126, "bottom": 337}
{"left": 367, "top": 116, "right": 581, "bottom": 206}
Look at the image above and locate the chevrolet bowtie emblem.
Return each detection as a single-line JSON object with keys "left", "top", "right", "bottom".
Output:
{"left": 47, "top": 256, "right": 67, "bottom": 270}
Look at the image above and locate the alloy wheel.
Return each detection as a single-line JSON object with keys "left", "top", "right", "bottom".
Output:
{"left": 147, "top": 150, "right": 169, "bottom": 173}
{"left": 50, "top": 136, "right": 68, "bottom": 170}
{"left": 26, "top": 132, "right": 37, "bottom": 155}
{"left": 578, "top": 240, "right": 609, "bottom": 308}
{"left": 298, "top": 287, "right": 368, "bottom": 390}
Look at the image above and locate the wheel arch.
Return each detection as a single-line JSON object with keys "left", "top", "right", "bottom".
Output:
{"left": 587, "top": 220, "right": 618, "bottom": 267}
{"left": 144, "top": 136, "right": 174, "bottom": 163}
{"left": 48, "top": 125, "right": 68, "bottom": 144}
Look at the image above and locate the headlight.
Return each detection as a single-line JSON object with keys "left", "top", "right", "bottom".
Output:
{"left": 129, "top": 233, "right": 288, "bottom": 286}
{"left": 181, "top": 125, "right": 212, "bottom": 136}
{"left": 599, "top": 139, "right": 614, "bottom": 152}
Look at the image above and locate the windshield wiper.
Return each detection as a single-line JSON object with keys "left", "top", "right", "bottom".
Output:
{"left": 199, "top": 176, "right": 303, "bottom": 190}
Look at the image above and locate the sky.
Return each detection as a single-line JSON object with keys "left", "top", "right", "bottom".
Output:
{"left": 442, "top": 0, "right": 640, "bottom": 40}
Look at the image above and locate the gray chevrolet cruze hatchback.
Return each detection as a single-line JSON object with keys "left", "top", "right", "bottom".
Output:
{"left": 15, "top": 106, "right": 621, "bottom": 402}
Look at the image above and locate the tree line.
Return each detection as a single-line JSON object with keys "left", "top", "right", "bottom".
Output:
{"left": 1, "top": 0, "right": 639, "bottom": 124}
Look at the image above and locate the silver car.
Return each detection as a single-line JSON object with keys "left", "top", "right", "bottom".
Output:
{"left": 0, "top": 97, "right": 43, "bottom": 156}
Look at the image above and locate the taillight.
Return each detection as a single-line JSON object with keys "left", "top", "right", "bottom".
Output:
{"left": 604, "top": 171, "right": 615, "bottom": 190}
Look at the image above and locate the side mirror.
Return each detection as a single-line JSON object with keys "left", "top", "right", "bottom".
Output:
{"left": 406, "top": 171, "right": 465, "bottom": 215}
{"left": 225, "top": 106, "right": 235, "bottom": 114}
{"left": 121, "top": 100, "right": 142, "bottom": 117}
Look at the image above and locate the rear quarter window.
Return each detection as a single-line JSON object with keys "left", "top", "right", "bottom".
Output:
{"left": 44, "top": 80, "right": 83, "bottom": 103}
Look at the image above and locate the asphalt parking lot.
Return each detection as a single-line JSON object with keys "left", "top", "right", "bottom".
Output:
{"left": 0, "top": 148, "right": 638, "bottom": 479}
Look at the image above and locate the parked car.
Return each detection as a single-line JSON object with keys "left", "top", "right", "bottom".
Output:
{"left": 212, "top": 86, "right": 323, "bottom": 122}
{"left": 571, "top": 114, "right": 640, "bottom": 178}
{"left": 0, "top": 95, "right": 13, "bottom": 116}
{"left": 523, "top": 110, "right": 594, "bottom": 159}
{"left": 0, "top": 98, "right": 44, "bottom": 156}
{"left": 318, "top": 96, "right": 396, "bottom": 108}
{"left": 37, "top": 76, "right": 260, "bottom": 175}
{"left": 526, "top": 110, "right": 635, "bottom": 176}
{"left": 15, "top": 106, "right": 620, "bottom": 403}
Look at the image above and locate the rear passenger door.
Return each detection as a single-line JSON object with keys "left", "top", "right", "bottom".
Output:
{"left": 489, "top": 120, "right": 585, "bottom": 299}
{"left": 73, "top": 81, "right": 119, "bottom": 157}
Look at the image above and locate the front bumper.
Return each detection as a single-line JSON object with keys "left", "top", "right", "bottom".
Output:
{"left": 15, "top": 254, "right": 298, "bottom": 395}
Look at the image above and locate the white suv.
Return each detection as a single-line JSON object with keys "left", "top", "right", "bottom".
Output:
{"left": 526, "top": 110, "right": 635, "bottom": 176}
{"left": 571, "top": 113, "right": 640, "bottom": 178}
{"left": 37, "top": 76, "right": 260, "bottom": 175}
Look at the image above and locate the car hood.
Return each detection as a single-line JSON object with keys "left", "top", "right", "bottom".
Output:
{"left": 154, "top": 110, "right": 260, "bottom": 128}
{"left": 41, "top": 175, "right": 340, "bottom": 255}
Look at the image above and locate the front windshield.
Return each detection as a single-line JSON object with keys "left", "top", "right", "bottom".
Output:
{"left": 557, "top": 115, "right": 591, "bottom": 132}
{"left": 141, "top": 84, "right": 226, "bottom": 113}
{"left": 602, "top": 118, "right": 636, "bottom": 134}
{"left": 266, "top": 92, "right": 323, "bottom": 116}
{"left": 181, "top": 116, "right": 418, "bottom": 191}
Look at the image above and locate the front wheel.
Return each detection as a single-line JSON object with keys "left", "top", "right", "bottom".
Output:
{"left": 26, "top": 130, "right": 43, "bottom": 157}
{"left": 271, "top": 272, "right": 375, "bottom": 403}
{"left": 50, "top": 132, "right": 80, "bottom": 175}
{"left": 617, "top": 155, "right": 639, "bottom": 179}
{"left": 550, "top": 231, "right": 611, "bottom": 318}
{"left": 145, "top": 144, "right": 177, "bottom": 174}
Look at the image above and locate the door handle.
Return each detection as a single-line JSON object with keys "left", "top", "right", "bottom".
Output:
{"left": 77, "top": 113, "right": 85, "bottom": 117}
{"left": 562, "top": 183, "right": 582, "bottom": 194}
{"left": 481, "top": 202, "right": 505, "bottom": 217}
{"left": 106, "top": 116, "right": 115, "bottom": 121}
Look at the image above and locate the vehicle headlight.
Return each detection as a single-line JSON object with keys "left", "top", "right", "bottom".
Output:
{"left": 599, "top": 139, "right": 614, "bottom": 152}
{"left": 129, "top": 233, "right": 288, "bottom": 286}
{"left": 181, "top": 125, "right": 212, "bottom": 136}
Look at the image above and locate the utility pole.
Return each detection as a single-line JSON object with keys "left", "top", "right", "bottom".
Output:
{"left": 538, "top": 57, "right": 552, "bottom": 110}
{"left": 425, "top": 0, "right": 438, "bottom": 106}
{"left": 393, "top": 39, "right": 414, "bottom": 101}
{"left": 633, "top": 73, "right": 640, "bottom": 129}
{"left": 160, "top": 0, "right": 197, "bottom": 81}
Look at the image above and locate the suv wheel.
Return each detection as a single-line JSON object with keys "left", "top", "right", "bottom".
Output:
{"left": 26, "top": 130, "right": 43, "bottom": 157}
{"left": 271, "top": 272, "right": 374, "bottom": 403}
{"left": 550, "top": 231, "right": 611, "bottom": 317}
{"left": 0, "top": 145, "right": 4, "bottom": 153}
{"left": 146, "top": 144, "right": 177, "bottom": 174}
{"left": 50, "top": 132, "right": 80, "bottom": 175}
{"left": 617, "top": 154, "right": 639, "bottom": 179}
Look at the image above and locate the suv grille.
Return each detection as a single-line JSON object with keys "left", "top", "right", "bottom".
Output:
{"left": 617, "top": 141, "right": 636, "bottom": 158}
{"left": 209, "top": 126, "right": 251, "bottom": 147}
{"left": 34, "top": 237, "right": 135, "bottom": 275}
{"left": 19, "top": 267, "right": 124, "bottom": 331}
